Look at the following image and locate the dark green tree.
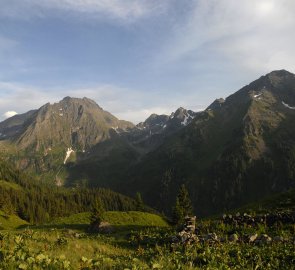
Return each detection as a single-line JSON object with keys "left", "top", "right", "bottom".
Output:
{"left": 135, "top": 192, "right": 144, "bottom": 211}
{"left": 172, "top": 184, "right": 193, "bottom": 226}
{"left": 89, "top": 198, "right": 105, "bottom": 232}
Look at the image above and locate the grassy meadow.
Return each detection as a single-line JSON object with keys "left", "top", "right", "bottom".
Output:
{"left": 0, "top": 209, "right": 294, "bottom": 269}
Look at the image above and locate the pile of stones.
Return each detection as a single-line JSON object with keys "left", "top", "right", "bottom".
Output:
{"left": 222, "top": 211, "right": 295, "bottom": 226}
{"left": 172, "top": 216, "right": 198, "bottom": 244}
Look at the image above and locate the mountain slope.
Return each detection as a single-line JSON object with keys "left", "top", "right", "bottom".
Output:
{"left": 0, "top": 97, "right": 134, "bottom": 183}
{"left": 14, "top": 96, "right": 134, "bottom": 151}
{"left": 0, "top": 110, "right": 37, "bottom": 140}
{"left": 66, "top": 106, "right": 198, "bottom": 187}
{"left": 125, "top": 70, "right": 295, "bottom": 216}
{"left": 1, "top": 70, "right": 295, "bottom": 218}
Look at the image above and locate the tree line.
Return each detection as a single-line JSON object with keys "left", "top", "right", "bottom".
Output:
{"left": 0, "top": 160, "right": 139, "bottom": 224}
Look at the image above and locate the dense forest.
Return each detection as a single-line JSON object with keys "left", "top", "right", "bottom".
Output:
{"left": 0, "top": 159, "right": 140, "bottom": 224}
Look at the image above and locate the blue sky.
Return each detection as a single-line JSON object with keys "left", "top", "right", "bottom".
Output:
{"left": 0, "top": 0, "right": 294, "bottom": 123}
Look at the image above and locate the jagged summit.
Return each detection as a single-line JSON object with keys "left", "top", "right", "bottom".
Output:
{"left": 4, "top": 97, "right": 134, "bottom": 151}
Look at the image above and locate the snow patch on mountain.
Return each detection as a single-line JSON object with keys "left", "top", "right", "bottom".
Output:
{"left": 282, "top": 101, "right": 295, "bottom": 110}
{"left": 254, "top": 93, "right": 262, "bottom": 98}
{"left": 111, "top": 126, "right": 120, "bottom": 133}
{"left": 64, "top": 147, "right": 74, "bottom": 164}
{"left": 181, "top": 114, "right": 190, "bottom": 126}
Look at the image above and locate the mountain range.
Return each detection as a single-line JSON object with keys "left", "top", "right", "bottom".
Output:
{"left": 1, "top": 70, "right": 295, "bottom": 216}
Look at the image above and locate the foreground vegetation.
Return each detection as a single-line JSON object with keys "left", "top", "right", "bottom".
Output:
{"left": 0, "top": 210, "right": 294, "bottom": 269}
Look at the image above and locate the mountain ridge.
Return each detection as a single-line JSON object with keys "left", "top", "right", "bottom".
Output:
{"left": 1, "top": 69, "right": 295, "bottom": 216}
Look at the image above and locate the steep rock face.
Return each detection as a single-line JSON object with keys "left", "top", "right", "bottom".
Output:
{"left": 14, "top": 97, "right": 134, "bottom": 151}
{"left": 126, "top": 70, "right": 295, "bottom": 216}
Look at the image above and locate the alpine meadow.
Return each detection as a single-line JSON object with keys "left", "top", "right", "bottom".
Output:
{"left": 0, "top": 1, "right": 295, "bottom": 269}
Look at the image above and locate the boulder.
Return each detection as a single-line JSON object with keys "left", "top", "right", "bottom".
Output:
{"left": 98, "top": 222, "right": 114, "bottom": 234}
{"left": 248, "top": 233, "right": 258, "bottom": 243}
{"left": 259, "top": 234, "right": 272, "bottom": 244}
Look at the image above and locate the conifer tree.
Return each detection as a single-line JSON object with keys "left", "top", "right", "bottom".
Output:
{"left": 135, "top": 192, "right": 144, "bottom": 211}
{"left": 89, "top": 198, "right": 105, "bottom": 232}
{"left": 172, "top": 184, "right": 193, "bottom": 226}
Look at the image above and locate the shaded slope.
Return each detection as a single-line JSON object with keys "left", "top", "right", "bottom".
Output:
{"left": 126, "top": 70, "right": 295, "bottom": 216}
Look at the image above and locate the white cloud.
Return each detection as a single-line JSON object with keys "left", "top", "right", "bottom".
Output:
{"left": 155, "top": 0, "right": 295, "bottom": 74}
{"left": 3, "top": 111, "right": 18, "bottom": 119}
{"left": 0, "top": 0, "right": 169, "bottom": 22}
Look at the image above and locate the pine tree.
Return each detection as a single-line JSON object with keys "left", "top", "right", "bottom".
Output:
{"left": 89, "top": 198, "right": 105, "bottom": 232}
{"left": 135, "top": 192, "right": 144, "bottom": 211}
{"left": 172, "top": 184, "right": 193, "bottom": 226}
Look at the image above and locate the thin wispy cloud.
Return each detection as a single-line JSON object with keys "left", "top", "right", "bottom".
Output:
{"left": 156, "top": 0, "right": 295, "bottom": 74}
{"left": 0, "top": 0, "right": 169, "bottom": 22}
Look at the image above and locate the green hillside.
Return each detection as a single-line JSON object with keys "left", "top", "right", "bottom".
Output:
{"left": 234, "top": 188, "right": 295, "bottom": 215}
{"left": 0, "top": 210, "right": 28, "bottom": 230}
{"left": 53, "top": 211, "right": 169, "bottom": 227}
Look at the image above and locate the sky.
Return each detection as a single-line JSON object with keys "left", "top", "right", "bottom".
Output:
{"left": 0, "top": 0, "right": 294, "bottom": 124}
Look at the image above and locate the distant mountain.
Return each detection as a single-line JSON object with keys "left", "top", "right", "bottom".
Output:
{"left": 66, "top": 107, "right": 198, "bottom": 187}
{"left": 0, "top": 97, "right": 134, "bottom": 183}
{"left": 0, "top": 110, "right": 37, "bottom": 140}
{"left": 2, "top": 70, "right": 295, "bottom": 217}
{"left": 12, "top": 96, "right": 134, "bottom": 151}
{"left": 124, "top": 107, "right": 197, "bottom": 153}
{"left": 124, "top": 70, "right": 295, "bottom": 216}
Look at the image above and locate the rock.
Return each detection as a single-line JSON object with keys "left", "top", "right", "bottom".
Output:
{"left": 184, "top": 216, "right": 196, "bottom": 233}
{"left": 74, "top": 233, "right": 82, "bottom": 238}
{"left": 259, "top": 234, "right": 272, "bottom": 244}
{"left": 98, "top": 222, "right": 114, "bottom": 234}
{"left": 205, "top": 233, "right": 218, "bottom": 242}
{"left": 229, "top": 234, "right": 239, "bottom": 242}
{"left": 172, "top": 216, "right": 198, "bottom": 245}
{"left": 273, "top": 236, "right": 284, "bottom": 243}
{"left": 248, "top": 233, "right": 258, "bottom": 243}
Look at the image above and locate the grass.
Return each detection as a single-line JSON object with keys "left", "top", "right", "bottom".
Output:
{"left": 231, "top": 188, "right": 295, "bottom": 215}
{"left": 0, "top": 210, "right": 28, "bottom": 230}
{"left": 0, "top": 216, "right": 294, "bottom": 269}
{"left": 0, "top": 180, "right": 22, "bottom": 191}
{"left": 51, "top": 211, "right": 169, "bottom": 230}
{"left": 104, "top": 211, "right": 169, "bottom": 227}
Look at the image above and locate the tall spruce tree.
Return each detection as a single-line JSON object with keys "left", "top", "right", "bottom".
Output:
{"left": 89, "top": 198, "right": 105, "bottom": 232}
{"left": 172, "top": 184, "right": 193, "bottom": 226}
{"left": 135, "top": 192, "right": 144, "bottom": 211}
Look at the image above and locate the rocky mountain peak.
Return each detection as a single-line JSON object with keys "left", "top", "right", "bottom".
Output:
{"left": 206, "top": 98, "right": 225, "bottom": 111}
{"left": 6, "top": 97, "right": 134, "bottom": 151}
{"left": 172, "top": 107, "right": 197, "bottom": 126}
